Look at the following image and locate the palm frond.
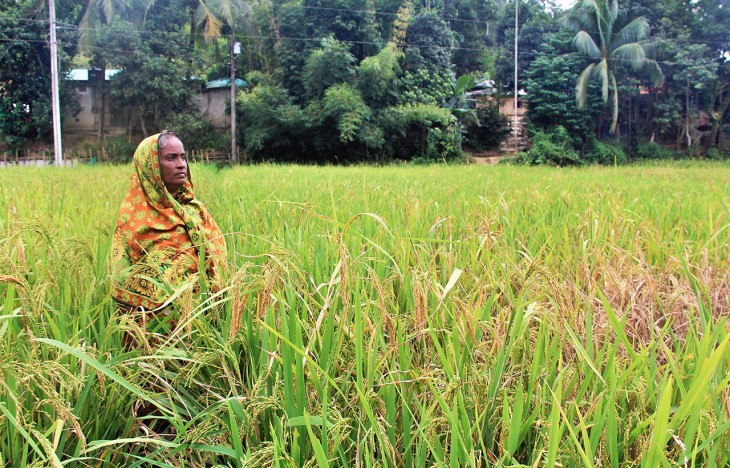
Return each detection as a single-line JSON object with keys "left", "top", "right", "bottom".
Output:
{"left": 209, "top": 0, "right": 235, "bottom": 29}
{"left": 639, "top": 40, "right": 666, "bottom": 59}
{"left": 594, "top": 58, "right": 610, "bottom": 103}
{"left": 609, "top": 73, "right": 619, "bottom": 133}
{"left": 195, "top": 3, "right": 223, "bottom": 42}
{"left": 611, "top": 17, "right": 650, "bottom": 50}
{"left": 78, "top": 6, "right": 101, "bottom": 53}
{"left": 198, "top": 0, "right": 256, "bottom": 37}
{"left": 559, "top": 14, "right": 586, "bottom": 32}
{"left": 607, "top": 0, "right": 619, "bottom": 24}
{"left": 234, "top": 0, "right": 255, "bottom": 20}
{"left": 576, "top": 63, "right": 595, "bottom": 109}
{"left": 581, "top": 0, "right": 601, "bottom": 15}
{"left": 102, "top": 0, "right": 115, "bottom": 21}
{"left": 642, "top": 59, "right": 665, "bottom": 87}
{"left": 573, "top": 31, "right": 602, "bottom": 59}
{"left": 560, "top": 1, "right": 598, "bottom": 32}
{"left": 613, "top": 43, "right": 647, "bottom": 71}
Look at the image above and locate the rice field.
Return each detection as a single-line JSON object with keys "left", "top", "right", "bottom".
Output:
{"left": 0, "top": 163, "right": 728, "bottom": 467}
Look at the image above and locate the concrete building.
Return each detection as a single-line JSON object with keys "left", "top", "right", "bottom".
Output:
{"left": 63, "top": 69, "right": 245, "bottom": 137}
{"left": 196, "top": 78, "right": 247, "bottom": 129}
{"left": 64, "top": 68, "right": 125, "bottom": 137}
{"left": 467, "top": 80, "right": 529, "bottom": 153}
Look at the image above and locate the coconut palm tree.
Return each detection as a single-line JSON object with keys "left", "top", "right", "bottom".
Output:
{"left": 561, "top": 0, "right": 664, "bottom": 134}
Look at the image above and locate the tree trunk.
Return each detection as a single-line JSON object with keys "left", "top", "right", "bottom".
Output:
{"left": 648, "top": 92, "right": 655, "bottom": 142}
{"left": 685, "top": 78, "right": 692, "bottom": 149}
{"left": 708, "top": 84, "right": 730, "bottom": 151}
{"left": 627, "top": 95, "right": 633, "bottom": 149}
{"left": 188, "top": 4, "right": 195, "bottom": 82}
{"left": 676, "top": 114, "right": 682, "bottom": 150}
{"left": 139, "top": 115, "right": 147, "bottom": 136}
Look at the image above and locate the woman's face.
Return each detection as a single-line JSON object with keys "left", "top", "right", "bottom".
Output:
{"left": 159, "top": 137, "right": 187, "bottom": 195}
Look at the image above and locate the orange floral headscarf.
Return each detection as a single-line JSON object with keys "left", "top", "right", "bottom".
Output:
{"left": 111, "top": 132, "right": 227, "bottom": 310}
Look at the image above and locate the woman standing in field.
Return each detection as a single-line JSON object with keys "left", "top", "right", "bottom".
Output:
{"left": 110, "top": 131, "right": 227, "bottom": 311}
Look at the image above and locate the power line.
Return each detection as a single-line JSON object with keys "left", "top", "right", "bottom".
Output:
{"left": 0, "top": 35, "right": 720, "bottom": 67}
{"left": 4, "top": 12, "right": 729, "bottom": 47}
{"left": 62, "top": 33, "right": 730, "bottom": 66}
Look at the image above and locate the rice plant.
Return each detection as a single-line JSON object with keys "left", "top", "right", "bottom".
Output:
{"left": 0, "top": 163, "right": 728, "bottom": 466}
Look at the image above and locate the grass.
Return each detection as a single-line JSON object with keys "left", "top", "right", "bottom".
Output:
{"left": 0, "top": 162, "right": 728, "bottom": 466}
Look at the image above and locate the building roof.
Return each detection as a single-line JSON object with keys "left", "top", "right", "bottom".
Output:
{"left": 205, "top": 78, "right": 247, "bottom": 90}
{"left": 67, "top": 68, "right": 122, "bottom": 81}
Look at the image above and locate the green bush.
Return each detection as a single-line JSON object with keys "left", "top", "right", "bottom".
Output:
{"left": 321, "top": 84, "right": 370, "bottom": 144}
{"left": 77, "top": 137, "right": 136, "bottom": 164}
{"left": 381, "top": 104, "right": 461, "bottom": 162}
{"left": 516, "top": 126, "right": 581, "bottom": 166}
{"left": 162, "top": 113, "right": 226, "bottom": 152}
{"left": 705, "top": 148, "right": 729, "bottom": 160}
{"left": 631, "top": 141, "right": 681, "bottom": 160}
{"left": 463, "top": 105, "right": 510, "bottom": 151}
{"left": 583, "top": 140, "right": 627, "bottom": 165}
{"left": 237, "top": 82, "right": 309, "bottom": 161}
{"left": 304, "top": 37, "right": 357, "bottom": 100}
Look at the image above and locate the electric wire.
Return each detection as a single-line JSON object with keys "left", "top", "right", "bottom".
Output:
{"left": 3, "top": 12, "right": 729, "bottom": 48}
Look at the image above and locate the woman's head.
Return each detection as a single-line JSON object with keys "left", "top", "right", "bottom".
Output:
{"left": 132, "top": 131, "right": 194, "bottom": 204}
{"left": 158, "top": 130, "right": 188, "bottom": 197}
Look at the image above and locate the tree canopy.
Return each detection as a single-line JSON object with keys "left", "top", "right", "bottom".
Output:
{"left": 1, "top": 0, "right": 729, "bottom": 160}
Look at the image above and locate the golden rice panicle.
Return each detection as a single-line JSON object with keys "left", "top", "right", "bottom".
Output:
{"left": 228, "top": 265, "right": 250, "bottom": 341}
{"left": 338, "top": 232, "right": 351, "bottom": 312}
{"left": 370, "top": 268, "right": 396, "bottom": 349}
{"left": 412, "top": 273, "right": 428, "bottom": 334}
{"left": 256, "top": 262, "right": 277, "bottom": 318}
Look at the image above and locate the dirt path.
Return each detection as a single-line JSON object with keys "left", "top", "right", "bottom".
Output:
{"left": 467, "top": 150, "right": 513, "bottom": 165}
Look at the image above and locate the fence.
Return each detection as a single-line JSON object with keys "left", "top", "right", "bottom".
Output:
{"left": 1, "top": 147, "right": 242, "bottom": 166}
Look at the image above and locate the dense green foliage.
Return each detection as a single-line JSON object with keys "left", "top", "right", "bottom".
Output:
{"left": 1, "top": 164, "right": 729, "bottom": 465}
{"left": 1, "top": 0, "right": 729, "bottom": 159}
{"left": 524, "top": 32, "right": 603, "bottom": 148}
{"left": 463, "top": 104, "right": 509, "bottom": 151}
{"left": 515, "top": 126, "right": 581, "bottom": 166}
{"left": 0, "top": 0, "right": 79, "bottom": 150}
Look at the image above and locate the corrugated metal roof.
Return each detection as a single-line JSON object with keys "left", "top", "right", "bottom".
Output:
{"left": 205, "top": 78, "right": 247, "bottom": 90}
{"left": 67, "top": 68, "right": 121, "bottom": 81}
{"left": 68, "top": 69, "right": 88, "bottom": 81}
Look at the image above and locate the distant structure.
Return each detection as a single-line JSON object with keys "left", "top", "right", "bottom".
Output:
{"left": 197, "top": 78, "right": 247, "bottom": 129}
{"left": 466, "top": 79, "right": 529, "bottom": 153}
{"left": 64, "top": 68, "right": 124, "bottom": 136}
{"left": 63, "top": 69, "right": 245, "bottom": 138}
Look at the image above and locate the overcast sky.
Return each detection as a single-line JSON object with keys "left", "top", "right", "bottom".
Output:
{"left": 553, "top": 0, "right": 577, "bottom": 11}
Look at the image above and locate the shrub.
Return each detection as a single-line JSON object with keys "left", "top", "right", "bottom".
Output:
{"left": 463, "top": 105, "right": 510, "bottom": 151}
{"left": 705, "top": 148, "right": 729, "bottom": 160}
{"left": 631, "top": 141, "right": 681, "bottom": 161}
{"left": 304, "top": 37, "right": 357, "bottom": 100}
{"left": 321, "top": 84, "right": 370, "bottom": 144}
{"left": 381, "top": 104, "right": 461, "bottom": 162}
{"left": 516, "top": 126, "right": 581, "bottom": 166}
{"left": 583, "top": 140, "right": 627, "bottom": 165}
{"left": 162, "top": 113, "right": 226, "bottom": 152}
{"left": 237, "top": 83, "right": 309, "bottom": 161}
{"left": 78, "top": 137, "right": 136, "bottom": 164}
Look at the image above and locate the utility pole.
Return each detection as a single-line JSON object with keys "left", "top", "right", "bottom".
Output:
{"left": 230, "top": 28, "right": 240, "bottom": 164}
{"left": 513, "top": 0, "right": 519, "bottom": 153}
{"left": 49, "top": 0, "right": 63, "bottom": 165}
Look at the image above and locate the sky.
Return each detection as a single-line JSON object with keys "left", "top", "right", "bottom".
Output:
{"left": 555, "top": 0, "right": 577, "bottom": 10}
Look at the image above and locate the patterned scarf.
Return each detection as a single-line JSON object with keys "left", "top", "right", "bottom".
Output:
{"left": 111, "top": 133, "right": 227, "bottom": 309}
